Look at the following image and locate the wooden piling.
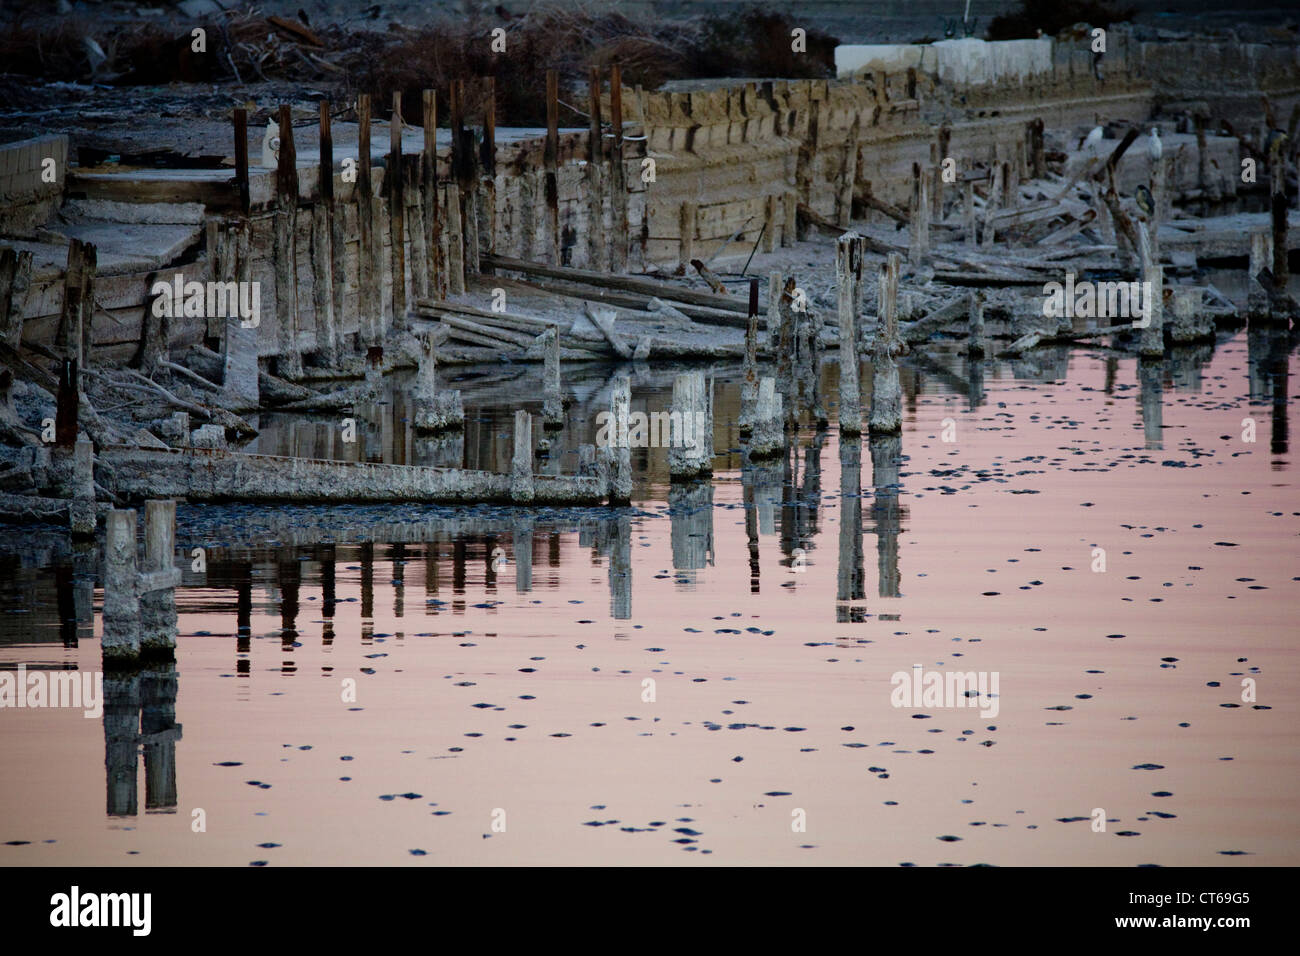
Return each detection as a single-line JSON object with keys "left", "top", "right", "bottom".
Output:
{"left": 968, "top": 290, "right": 984, "bottom": 356}
{"left": 1269, "top": 132, "right": 1290, "bottom": 302}
{"left": 356, "top": 93, "right": 378, "bottom": 350}
{"left": 446, "top": 183, "right": 465, "bottom": 295}
{"left": 740, "top": 277, "right": 760, "bottom": 433}
{"left": 1137, "top": 220, "right": 1164, "bottom": 357}
{"left": 103, "top": 508, "right": 140, "bottom": 664}
{"left": 482, "top": 76, "right": 498, "bottom": 270}
{"left": 586, "top": 67, "right": 605, "bottom": 271}
{"left": 836, "top": 233, "right": 862, "bottom": 435}
{"left": 678, "top": 202, "right": 696, "bottom": 274}
{"left": 609, "top": 64, "right": 628, "bottom": 274}
{"left": 233, "top": 108, "right": 250, "bottom": 215}
{"left": 313, "top": 99, "right": 339, "bottom": 364}
{"left": 56, "top": 239, "right": 84, "bottom": 359}
{"left": 910, "top": 162, "right": 930, "bottom": 266}
{"left": 389, "top": 92, "right": 407, "bottom": 330}
{"left": 869, "top": 253, "right": 902, "bottom": 435}
{"left": 964, "top": 179, "right": 977, "bottom": 249}
{"left": 542, "top": 325, "right": 563, "bottom": 428}
{"left": 1028, "top": 118, "right": 1045, "bottom": 179}
{"left": 669, "top": 371, "right": 712, "bottom": 480}
{"left": 423, "top": 90, "right": 444, "bottom": 301}
{"left": 141, "top": 499, "right": 178, "bottom": 657}
{"left": 510, "top": 409, "right": 534, "bottom": 503}
{"left": 838, "top": 116, "right": 859, "bottom": 228}
{"left": 608, "top": 376, "right": 632, "bottom": 505}
{"left": 274, "top": 104, "right": 302, "bottom": 377}
{"left": 55, "top": 357, "right": 78, "bottom": 447}
{"left": 981, "top": 161, "right": 1001, "bottom": 251}
{"left": 545, "top": 70, "right": 561, "bottom": 267}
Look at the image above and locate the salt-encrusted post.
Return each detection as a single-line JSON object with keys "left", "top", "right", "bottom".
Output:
{"left": 750, "top": 377, "right": 784, "bottom": 459}
{"left": 836, "top": 232, "right": 863, "bottom": 435}
{"left": 412, "top": 331, "right": 463, "bottom": 432}
{"left": 963, "top": 178, "right": 977, "bottom": 249}
{"left": 446, "top": 182, "right": 465, "bottom": 295}
{"left": 67, "top": 438, "right": 96, "bottom": 538}
{"left": 140, "top": 499, "right": 179, "bottom": 658}
{"left": 607, "top": 375, "right": 632, "bottom": 505}
{"left": 668, "top": 371, "right": 712, "bottom": 480}
{"left": 103, "top": 508, "right": 140, "bottom": 665}
{"left": 838, "top": 116, "right": 859, "bottom": 228}
{"left": 869, "top": 252, "right": 903, "bottom": 434}
{"left": 510, "top": 409, "right": 534, "bottom": 503}
{"left": 740, "top": 277, "right": 760, "bottom": 433}
{"left": 542, "top": 325, "right": 563, "bottom": 428}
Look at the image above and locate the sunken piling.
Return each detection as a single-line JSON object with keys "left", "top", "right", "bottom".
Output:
{"left": 869, "top": 253, "right": 903, "bottom": 435}
{"left": 836, "top": 233, "right": 863, "bottom": 435}
{"left": 668, "top": 371, "right": 712, "bottom": 480}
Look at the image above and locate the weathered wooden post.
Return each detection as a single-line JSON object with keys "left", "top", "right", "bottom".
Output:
{"left": 870, "top": 252, "right": 903, "bottom": 434}
{"left": 233, "top": 107, "right": 251, "bottom": 215}
{"left": 545, "top": 70, "right": 561, "bottom": 267}
{"left": 1248, "top": 230, "right": 1272, "bottom": 316}
{"left": 836, "top": 233, "right": 862, "bottom": 435}
{"left": 963, "top": 177, "right": 977, "bottom": 249}
{"left": 313, "top": 99, "right": 340, "bottom": 365}
{"left": 609, "top": 63, "right": 629, "bottom": 274}
{"left": 607, "top": 375, "right": 632, "bottom": 505}
{"left": 1269, "top": 131, "right": 1290, "bottom": 315}
{"left": 542, "top": 325, "right": 563, "bottom": 428}
{"left": 980, "top": 161, "right": 1001, "bottom": 251}
{"left": 103, "top": 508, "right": 140, "bottom": 665}
{"left": 140, "top": 499, "right": 180, "bottom": 658}
{"left": 389, "top": 91, "right": 407, "bottom": 330}
{"left": 740, "top": 277, "right": 760, "bottom": 433}
{"left": 586, "top": 68, "right": 606, "bottom": 271}
{"left": 668, "top": 371, "right": 712, "bottom": 480}
{"left": 412, "top": 331, "right": 463, "bottom": 432}
{"left": 356, "top": 93, "right": 379, "bottom": 350}
{"left": 777, "top": 274, "right": 797, "bottom": 422}
{"left": 482, "top": 76, "right": 498, "bottom": 269}
{"left": 510, "top": 409, "right": 534, "bottom": 503}
{"left": 63, "top": 437, "right": 96, "bottom": 538}
{"left": 968, "top": 289, "right": 984, "bottom": 357}
{"left": 678, "top": 202, "right": 696, "bottom": 275}
{"left": 909, "top": 161, "right": 930, "bottom": 266}
{"left": 1137, "top": 220, "right": 1164, "bottom": 358}
{"left": 446, "top": 182, "right": 465, "bottom": 295}
{"left": 423, "top": 89, "right": 444, "bottom": 301}
{"left": 750, "top": 377, "right": 784, "bottom": 459}
{"left": 274, "top": 104, "right": 303, "bottom": 378}
{"left": 838, "top": 116, "right": 859, "bottom": 228}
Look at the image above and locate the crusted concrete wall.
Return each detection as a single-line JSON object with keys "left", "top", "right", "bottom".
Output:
{"left": 0, "top": 134, "right": 67, "bottom": 235}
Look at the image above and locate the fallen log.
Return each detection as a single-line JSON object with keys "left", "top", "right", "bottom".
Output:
{"left": 482, "top": 253, "right": 749, "bottom": 314}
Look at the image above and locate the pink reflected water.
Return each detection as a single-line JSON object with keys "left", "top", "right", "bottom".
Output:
{"left": 1, "top": 332, "right": 1296, "bottom": 865}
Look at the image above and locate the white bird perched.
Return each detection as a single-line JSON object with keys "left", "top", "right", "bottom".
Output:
{"left": 262, "top": 119, "right": 280, "bottom": 168}
{"left": 1148, "top": 127, "right": 1163, "bottom": 161}
{"left": 1081, "top": 126, "right": 1104, "bottom": 151}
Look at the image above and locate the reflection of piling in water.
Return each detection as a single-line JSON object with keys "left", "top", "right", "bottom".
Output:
{"left": 278, "top": 552, "right": 300, "bottom": 652}
{"left": 802, "top": 430, "right": 825, "bottom": 537}
{"left": 742, "top": 464, "right": 760, "bottom": 591}
{"left": 391, "top": 542, "right": 406, "bottom": 618}
{"left": 836, "top": 235, "right": 863, "bottom": 434}
{"left": 1248, "top": 324, "right": 1291, "bottom": 456}
{"left": 103, "top": 509, "right": 140, "bottom": 664}
{"left": 513, "top": 515, "right": 534, "bottom": 593}
{"left": 668, "top": 371, "right": 713, "bottom": 480}
{"left": 413, "top": 429, "right": 465, "bottom": 469}
{"left": 141, "top": 662, "right": 181, "bottom": 813}
{"left": 870, "top": 254, "right": 903, "bottom": 435}
{"left": 749, "top": 378, "right": 784, "bottom": 459}
{"left": 1168, "top": 343, "right": 1214, "bottom": 393}
{"left": 542, "top": 325, "right": 564, "bottom": 428}
{"left": 869, "top": 433, "right": 903, "bottom": 599}
{"left": 320, "top": 545, "right": 336, "bottom": 644}
{"left": 837, "top": 436, "right": 865, "bottom": 620}
{"left": 104, "top": 670, "right": 139, "bottom": 817}
{"left": 968, "top": 291, "right": 985, "bottom": 357}
{"left": 1138, "top": 358, "right": 1164, "bottom": 450}
{"left": 669, "top": 479, "right": 714, "bottom": 575}
{"left": 608, "top": 514, "right": 632, "bottom": 619}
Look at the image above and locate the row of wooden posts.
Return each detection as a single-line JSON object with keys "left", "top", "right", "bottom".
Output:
{"left": 217, "top": 67, "right": 633, "bottom": 376}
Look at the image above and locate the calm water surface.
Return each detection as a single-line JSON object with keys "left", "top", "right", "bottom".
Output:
{"left": 1, "top": 326, "right": 1296, "bottom": 865}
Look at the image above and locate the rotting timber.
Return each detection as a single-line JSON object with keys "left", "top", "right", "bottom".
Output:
{"left": 3, "top": 26, "right": 1300, "bottom": 530}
